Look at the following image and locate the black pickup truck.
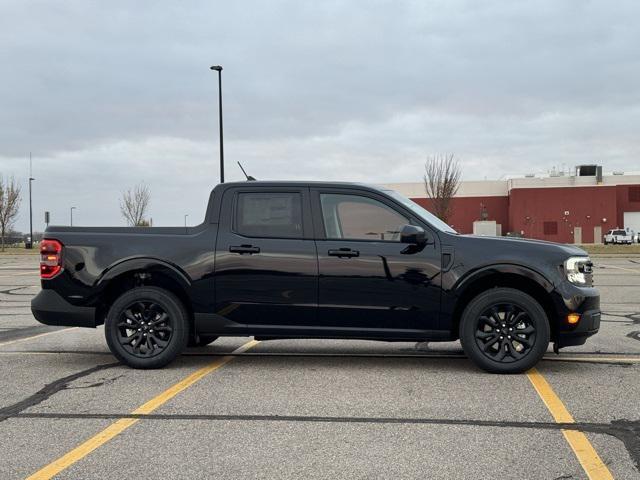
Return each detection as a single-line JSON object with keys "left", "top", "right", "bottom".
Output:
{"left": 31, "top": 181, "right": 600, "bottom": 373}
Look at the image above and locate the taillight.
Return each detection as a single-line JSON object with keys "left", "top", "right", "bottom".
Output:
{"left": 40, "top": 239, "right": 63, "bottom": 279}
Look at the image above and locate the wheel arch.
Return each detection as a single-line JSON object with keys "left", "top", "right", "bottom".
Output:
{"left": 450, "top": 265, "right": 557, "bottom": 340}
{"left": 93, "top": 258, "right": 194, "bottom": 330}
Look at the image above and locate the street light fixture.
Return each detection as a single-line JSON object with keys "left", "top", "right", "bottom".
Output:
{"left": 70, "top": 207, "right": 76, "bottom": 226}
{"left": 209, "top": 65, "right": 224, "bottom": 184}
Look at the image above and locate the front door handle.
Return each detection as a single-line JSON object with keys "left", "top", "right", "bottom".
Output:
{"left": 328, "top": 248, "right": 360, "bottom": 258}
{"left": 229, "top": 245, "right": 260, "bottom": 255}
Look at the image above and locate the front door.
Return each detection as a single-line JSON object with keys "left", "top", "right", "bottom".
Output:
{"left": 594, "top": 225, "right": 602, "bottom": 244}
{"left": 312, "top": 189, "right": 442, "bottom": 337}
{"left": 573, "top": 226, "right": 582, "bottom": 245}
{"left": 214, "top": 187, "right": 318, "bottom": 333}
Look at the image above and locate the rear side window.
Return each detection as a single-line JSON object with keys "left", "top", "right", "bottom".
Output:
{"left": 236, "top": 192, "right": 303, "bottom": 238}
{"left": 320, "top": 193, "right": 408, "bottom": 241}
{"left": 614, "top": 230, "right": 627, "bottom": 235}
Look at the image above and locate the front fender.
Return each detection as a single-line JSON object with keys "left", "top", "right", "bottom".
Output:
{"left": 454, "top": 263, "right": 555, "bottom": 295}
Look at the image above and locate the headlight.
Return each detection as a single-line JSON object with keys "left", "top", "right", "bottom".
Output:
{"left": 564, "top": 256, "right": 592, "bottom": 285}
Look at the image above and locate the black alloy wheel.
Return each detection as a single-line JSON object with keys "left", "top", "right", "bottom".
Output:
{"left": 105, "top": 287, "right": 189, "bottom": 369}
{"left": 460, "top": 288, "right": 550, "bottom": 374}
{"left": 117, "top": 301, "right": 173, "bottom": 358}
{"left": 474, "top": 304, "right": 536, "bottom": 363}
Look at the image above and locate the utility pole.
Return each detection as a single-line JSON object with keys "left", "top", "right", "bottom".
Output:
{"left": 210, "top": 65, "right": 224, "bottom": 183}
{"left": 28, "top": 153, "right": 35, "bottom": 249}
{"left": 70, "top": 207, "right": 76, "bottom": 226}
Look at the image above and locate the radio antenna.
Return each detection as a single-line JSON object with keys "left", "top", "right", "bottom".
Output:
{"left": 237, "top": 162, "right": 256, "bottom": 181}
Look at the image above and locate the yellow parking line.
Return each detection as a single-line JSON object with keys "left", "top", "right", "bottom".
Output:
{"left": 25, "top": 339, "right": 259, "bottom": 480}
{"left": 0, "top": 328, "right": 77, "bottom": 348}
{"left": 527, "top": 368, "right": 613, "bottom": 480}
{"left": 542, "top": 355, "right": 640, "bottom": 364}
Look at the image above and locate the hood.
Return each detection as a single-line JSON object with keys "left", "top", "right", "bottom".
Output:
{"left": 458, "top": 234, "right": 588, "bottom": 257}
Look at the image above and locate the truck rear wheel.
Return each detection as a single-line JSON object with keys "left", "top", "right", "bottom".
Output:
{"left": 105, "top": 287, "right": 189, "bottom": 369}
{"left": 459, "top": 288, "right": 550, "bottom": 374}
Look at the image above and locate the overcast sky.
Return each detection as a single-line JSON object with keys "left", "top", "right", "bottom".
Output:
{"left": 1, "top": 0, "right": 639, "bottom": 231}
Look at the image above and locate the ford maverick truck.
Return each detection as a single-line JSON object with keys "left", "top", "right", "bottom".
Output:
{"left": 31, "top": 181, "right": 600, "bottom": 373}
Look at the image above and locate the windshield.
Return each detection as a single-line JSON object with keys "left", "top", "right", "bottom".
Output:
{"left": 384, "top": 190, "right": 458, "bottom": 234}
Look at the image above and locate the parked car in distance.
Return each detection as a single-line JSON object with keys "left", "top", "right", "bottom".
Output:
{"left": 604, "top": 229, "right": 633, "bottom": 245}
{"left": 31, "top": 181, "right": 600, "bottom": 374}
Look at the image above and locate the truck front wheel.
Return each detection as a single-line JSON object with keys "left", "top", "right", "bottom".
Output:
{"left": 105, "top": 287, "right": 189, "bottom": 369}
{"left": 459, "top": 288, "right": 550, "bottom": 374}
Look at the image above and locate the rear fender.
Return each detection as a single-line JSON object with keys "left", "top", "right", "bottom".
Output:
{"left": 95, "top": 257, "right": 192, "bottom": 293}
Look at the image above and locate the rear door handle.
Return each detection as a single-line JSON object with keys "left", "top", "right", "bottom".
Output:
{"left": 328, "top": 248, "right": 359, "bottom": 258}
{"left": 229, "top": 245, "right": 260, "bottom": 255}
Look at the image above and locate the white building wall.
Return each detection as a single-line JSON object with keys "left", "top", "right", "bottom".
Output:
{"left": 382, "top": 173, "right": 640, "bottom": 198}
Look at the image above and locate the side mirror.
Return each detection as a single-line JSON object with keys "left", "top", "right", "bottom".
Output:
{"left": 400, "top": 224, "right": 426, "bottom": 245}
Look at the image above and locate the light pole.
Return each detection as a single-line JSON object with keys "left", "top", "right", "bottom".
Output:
{"left": 28, "top": 153, "right": 34, "bottom": 249}
{"left": 209, "top": 65, "right": 224, "bottom": 183}
{"left": 70, "top": 207, "right": 76, "bottom": 226}
{"left": 184, "top": 214, "right": 189, "bottom": 228}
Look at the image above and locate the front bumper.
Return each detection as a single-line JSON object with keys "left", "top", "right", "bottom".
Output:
{"left": 553, "top": 281, "right": 600, "bottom": 348}
{"left": 31, "top": 290, "right": 97, "bottom": 328}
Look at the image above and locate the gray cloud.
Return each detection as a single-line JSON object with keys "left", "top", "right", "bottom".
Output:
{"left": 1, "top": 0, "right": 639, "bottom": 231}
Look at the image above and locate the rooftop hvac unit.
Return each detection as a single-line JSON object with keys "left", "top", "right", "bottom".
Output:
{"left": 575, "top": 164, "right": 603, "bottom": 183}
{"left": 525, "top": 173, "right": 535, "bottom": 178}
{"left": 613, "top": 171, "right": 624, "bottom": 175}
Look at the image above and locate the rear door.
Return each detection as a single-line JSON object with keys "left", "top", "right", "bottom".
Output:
{"left": 311, "top": 188, "right": 442, "bottom": 337}
{"left": 214, "top": 186, "right": 318, "bottom": 332}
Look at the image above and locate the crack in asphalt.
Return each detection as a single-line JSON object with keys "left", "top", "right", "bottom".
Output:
{"left": 602, "top": 311, "right": 640, "bottom": 324}
{"left": 0, "top": 285, "right": 36, "bottom": 296}
{"left": 0, "top": 362, "right": 119, "bottom": 422}
{"left": 0, "top": 325, "right": 66, "bottom": 343}
{"left": 627, "top": 331, "right": 640, "bottom": 342}
{"left": 6, "top": 411, "right": 640, "bottom": 471}
{"left": 1, "top": 349, "right": 640, "bottom": 365}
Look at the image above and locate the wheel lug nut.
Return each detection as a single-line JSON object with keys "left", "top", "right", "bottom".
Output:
{"left": 502, "top": 323, "right": 506, "bottom": 327}
{"left": 507, "top": 336, "right": 511, "bottom": 339}
{"left": 499, "top": 336, "right": 504, "bottom": 340}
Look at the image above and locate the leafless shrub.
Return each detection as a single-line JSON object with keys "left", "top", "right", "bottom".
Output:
{"left": 0, "top": 176, "right": 21, "bottom": 251}
{"left": 120, "top": 183, "right": 151, "bottom": 226}
{"left": 423, "top": 154, "right": 461, "bottom": 224}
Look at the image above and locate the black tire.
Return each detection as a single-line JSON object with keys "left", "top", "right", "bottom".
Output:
{"left": 459, "top": 288, "right": 550, "bottom": 374}
{"left": 188, "top": 335, "right": 219, "bottom": 347}
{"left": 105, "top": 287, "right": 189, "bottom": 369}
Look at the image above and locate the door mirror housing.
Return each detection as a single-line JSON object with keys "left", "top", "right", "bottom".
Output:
{"left": 400, "top": 225, "right": 426, "bottom": 245}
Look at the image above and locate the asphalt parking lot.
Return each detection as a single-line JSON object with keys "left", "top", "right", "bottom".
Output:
{"left": 0, "top": 253, "right": 639, "bottom": 479}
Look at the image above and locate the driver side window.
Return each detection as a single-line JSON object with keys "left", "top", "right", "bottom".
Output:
{"left": 320, "top": 193, "right": 408, "bottom": 241}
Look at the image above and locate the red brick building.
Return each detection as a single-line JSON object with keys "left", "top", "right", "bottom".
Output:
{"left": 385, "top": 170, "right": 640, "bottom": 244}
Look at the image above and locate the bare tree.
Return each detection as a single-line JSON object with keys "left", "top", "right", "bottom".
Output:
{"left": 120, "top": 183, "right": 151, "bottom": 226}
{"left": 0, "top": 176, "right": 22, "bottom": 251}
{"left": 423, "top": 154, "right": 461, "bottom": 224}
